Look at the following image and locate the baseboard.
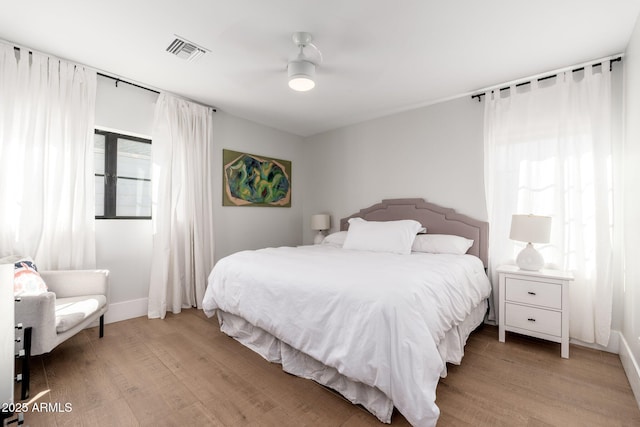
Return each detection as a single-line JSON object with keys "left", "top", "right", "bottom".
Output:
{"left": 570, "top": 329, "right": 621, "bottom": 354}
{"left": 486, "top": 320, "right": 622, "bottom": 354}
{"left": 619, "top": 333, "right": 640, "bottom": 409}
{"left": 104, "top": 297, "right": 148, "bottom": 324}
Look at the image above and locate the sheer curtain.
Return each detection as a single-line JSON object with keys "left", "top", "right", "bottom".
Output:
{"left": 0, "top": 44, "right": 97, "bottom": 270}
{"left": 484, "top": 65, "right": 615, "bottom": 346}
{"left": 148, "top": 93, "right": 215, "bottom": 319}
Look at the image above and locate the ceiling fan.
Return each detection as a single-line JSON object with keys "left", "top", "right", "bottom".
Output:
{"left": 287, "top": 32, "right": 322, "bottom": 92}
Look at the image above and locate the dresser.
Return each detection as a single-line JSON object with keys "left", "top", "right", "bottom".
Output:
{"left": 498, "top": 265, "right": 573, "bottom": 358}
{"left": 1, "top": 264, "right": 25, "bottom": 426}
{"left": 1, "top": 264, "right": 14, "bottom": 423}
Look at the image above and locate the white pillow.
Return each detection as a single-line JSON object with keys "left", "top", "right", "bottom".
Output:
{"left": 411, "top": 234, "right": 474, "bottom": 255}
{"left": 343, "top": 218, "right": 423, "bottom": 255}
{"left": 322, "top": 231, "right": 348, "bottom": 246}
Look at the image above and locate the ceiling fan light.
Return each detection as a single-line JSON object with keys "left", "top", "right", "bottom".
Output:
{"left": 289, "top": 76, "right": 315, "bottom": 92}
{"left": 288, "top": 60, "right": 316, "bottom": 91}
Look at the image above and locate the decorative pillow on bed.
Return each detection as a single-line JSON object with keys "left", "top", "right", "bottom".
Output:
{"left": 343, "top": 218, "right": 423, "bottom": 255}
{"left": 411, "top": 234, "right": 474, "bottom": 255}
{"left": 322, "top": 231, "right": 348, "bottom": 246}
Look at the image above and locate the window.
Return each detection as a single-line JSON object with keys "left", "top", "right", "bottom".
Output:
{"left": 94, "top": 130, "right": 152, "bottom": 219}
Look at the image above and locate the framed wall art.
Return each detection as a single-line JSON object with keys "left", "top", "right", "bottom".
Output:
{"left": 222, "top": 149, "right": 292, "bottom": 207}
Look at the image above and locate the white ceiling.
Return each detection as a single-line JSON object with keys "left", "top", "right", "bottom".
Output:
{"left": 1, "top": 1, "right": 639, "bottom": 137}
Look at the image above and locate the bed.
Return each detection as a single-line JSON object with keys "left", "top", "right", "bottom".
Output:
{"left": 202, "top": 198, "right": 491, "bottom": 426}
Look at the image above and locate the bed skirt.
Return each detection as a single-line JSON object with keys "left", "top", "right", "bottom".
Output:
{"left": 215, "top": 298, "right": 487, "bottom": 424}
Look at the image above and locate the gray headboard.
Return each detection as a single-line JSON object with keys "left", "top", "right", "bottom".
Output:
{"left": 340, "top": 198, "right": 489, "bottom": 268}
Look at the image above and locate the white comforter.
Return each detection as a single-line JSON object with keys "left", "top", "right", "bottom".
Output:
{"left": 203, "top": 245, "right": 491, "bottom": 427}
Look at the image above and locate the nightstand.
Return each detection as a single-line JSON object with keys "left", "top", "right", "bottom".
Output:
{"left": 497, "top": 265, "right": 573, "bottom": 358}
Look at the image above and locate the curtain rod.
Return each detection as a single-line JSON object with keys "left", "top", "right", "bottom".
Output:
{"left": 8, "top": 43, "right": 216, "bottom": 112}
{"left": 9, "top": 44, "right": 159, "bottom": 96}
{"left": 97, "top": 72, "right": 160, "bottom": 95}
{"left": 96, "top": 73, "right": 217, "bottom": 112}
{"left": 471, "top": 55, "right": 622, "bottom": 102}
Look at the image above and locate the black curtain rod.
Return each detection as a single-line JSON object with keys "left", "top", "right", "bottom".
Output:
{"left": 98, "top": 72, "right": 160, "bottom": 95}
{"left": 12, "top": 46, "right": 216, "bottom": 112}
{"left": 98, "top": 73, "right": 217, "bottom": 112}
{"left": 11, "top": 47, "right": 155, "bottom": 93}
{"left": 12, "top": 47, "right": 159, "bottom": 97}
{"left": 471, "top": 56, "right": 622, "bottom": 102}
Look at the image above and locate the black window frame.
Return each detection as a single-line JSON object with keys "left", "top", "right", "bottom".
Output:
{"left": 95, "top": 129, "right": 152, "bottom": 220}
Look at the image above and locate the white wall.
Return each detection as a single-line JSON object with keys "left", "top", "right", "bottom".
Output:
{"left": 621, "top": 14, "right": 640, "bottom": 407}
{"left": 94, "top": 76, "right": 156, "bottom": 322}
{"left": 95, "top": 76, "right": 304, "bottom": 322}
{"left": 95, "top": 76, "right": 157, "bottom": 137}
{"left": 212, "top": 111, "right": 303, "bottom": 260}
{"left": 301, "top": 96, "right": 486, "bottom": 244}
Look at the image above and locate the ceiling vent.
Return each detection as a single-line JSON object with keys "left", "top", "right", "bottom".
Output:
{"left": 166, "top": 36, "right": 208, "bottom": 62}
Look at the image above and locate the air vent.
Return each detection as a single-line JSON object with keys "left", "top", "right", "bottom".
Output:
{"left": 166, "top": 36, "right": 208, "bottom": 62}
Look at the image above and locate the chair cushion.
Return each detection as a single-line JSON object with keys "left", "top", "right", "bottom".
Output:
{"left": 55, "top": 295, "right": 107, "bottom": 333}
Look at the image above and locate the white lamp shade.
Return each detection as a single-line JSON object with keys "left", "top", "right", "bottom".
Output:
{"left": 509, "top": 214, "right": 552, "bottom": 244}
{"left": 288, "top": 60, "right": 316, "bottom": 91}
{"left": 311, "top": 214, "right": 330, "bottom": 231}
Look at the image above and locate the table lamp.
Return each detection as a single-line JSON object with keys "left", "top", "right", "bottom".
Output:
{"left": 509, "top": 214, "right": 552, "bottom": 271}
{"left": 311, "top": 214, "right": 331, "bottom": 244}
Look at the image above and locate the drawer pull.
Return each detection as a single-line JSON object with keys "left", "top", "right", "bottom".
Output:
{"left": 527, "top": 318, "right": 536, "bottom": 322}
{"left": 527, "top": 291, "right": 537, "bottom": 295}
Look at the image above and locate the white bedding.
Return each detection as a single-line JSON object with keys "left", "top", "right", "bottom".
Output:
{"left": 203, "top": 245, "right": 491, "bottom": 426}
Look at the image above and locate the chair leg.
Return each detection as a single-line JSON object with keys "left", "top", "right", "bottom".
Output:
{"left": 99, "top": 315, "right": 104, "bottom": 338}
{"left": 21, "top": 327, "right": 31, "bottom": 401}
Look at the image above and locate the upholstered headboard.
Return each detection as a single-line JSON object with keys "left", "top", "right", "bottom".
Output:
{"left": 340, "top": 198, "right": 489, "bottom": 268}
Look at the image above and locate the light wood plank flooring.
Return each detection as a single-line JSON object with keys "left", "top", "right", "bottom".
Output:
{"left": 13, "top": 309, "right": 640, "bottom": 426}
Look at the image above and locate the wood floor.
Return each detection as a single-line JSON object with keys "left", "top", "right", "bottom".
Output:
{"left": 13, "top": 309, "right": 640, "bottom": 426}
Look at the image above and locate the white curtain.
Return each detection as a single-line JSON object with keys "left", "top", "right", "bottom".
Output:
{"left": 484, "top": 65, "right": 615, "bottom": 346}
{"left": 148, "top": 93, "right": 215, "bottom": 319}
{"left": 0, "top": 44, "right": 97, "bottom": 270}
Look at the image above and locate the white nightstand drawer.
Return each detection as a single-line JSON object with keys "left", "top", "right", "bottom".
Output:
{"left": 505, "top": 303, "right": 561, "bottom": 337}
{"left": 505, "top": 277, "right": 561, "bottom": 309}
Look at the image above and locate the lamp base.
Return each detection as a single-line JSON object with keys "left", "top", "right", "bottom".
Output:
{"left": 516, "top": 243, "right": 545, "bottom": 271}
{"left": 313, "top": 231, "right": 325, "bottom": 245}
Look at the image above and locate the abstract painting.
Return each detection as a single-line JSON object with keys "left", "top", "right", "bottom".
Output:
{"left": 222, "top": 149, "right": 292, "bottom": 207}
